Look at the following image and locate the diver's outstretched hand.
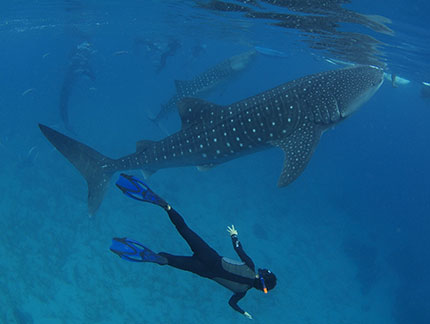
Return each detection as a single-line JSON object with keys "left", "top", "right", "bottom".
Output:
{"left": 243, "top": 311, "right": 253, "bottom": 320}
{"left": 227, "top": 225, "right": 238, "bottom": 237}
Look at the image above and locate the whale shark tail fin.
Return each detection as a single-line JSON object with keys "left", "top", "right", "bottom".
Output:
{"left": 38, "top": 124, "right": 115, "bottom": 215}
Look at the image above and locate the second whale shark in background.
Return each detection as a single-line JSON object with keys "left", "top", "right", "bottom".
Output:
{"left": 60, "top": 41, "right": 95, "bottom": 131}
{"left": 152, "top": 50, "right": 257, "bottom": 122}
{"left": 156, "top": 38, "right": 182, "bottom": 73}
{"left": 421, "top": 82, "right": 430, "bottom": 99}
{"left": 39, "top": 65, "right": 384, "bottom": 214}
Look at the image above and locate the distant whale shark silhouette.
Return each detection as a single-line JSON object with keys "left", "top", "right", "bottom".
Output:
{"left": 421, "top": 82, "right": 430, "bottom": 99}
{"left": 60, "top": 41, "right": 95, "bottom": 131}
{"left": 156, "top": 38, "right": 181, "bottom": 73}
{"left": 254, "top": 46, "right": 288, "bottom": 58}
{"left": 152, "top": 50, "right": 256, "bottom": 122}
{"left": 39, "top": 65, "right": 384, "bottom": 214}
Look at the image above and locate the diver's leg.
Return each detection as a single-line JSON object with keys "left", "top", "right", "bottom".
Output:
{"left": 166, "top": 207, "right": 220, "bottom": 265}
{"left": 159, "top": 253, "right": 212, "bottom": 278}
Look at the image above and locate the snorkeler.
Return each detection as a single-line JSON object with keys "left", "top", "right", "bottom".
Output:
{"left": 110, "top": 173, "right": 277, "bottom": 319}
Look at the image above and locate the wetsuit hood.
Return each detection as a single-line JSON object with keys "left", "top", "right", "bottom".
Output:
{"left": 255, "top": 268, "right": 277, "bottom": 292}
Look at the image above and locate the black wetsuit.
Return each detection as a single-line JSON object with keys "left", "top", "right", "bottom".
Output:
{"left": 159, "top": 207, "right": 257, "bottom": 314}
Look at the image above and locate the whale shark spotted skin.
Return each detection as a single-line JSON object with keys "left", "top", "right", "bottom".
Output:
{"left": 153, "top": 50, "right": 256, "bottom": 122}
{"left": 39, "top": 65, "right": 384, "bottom": 214}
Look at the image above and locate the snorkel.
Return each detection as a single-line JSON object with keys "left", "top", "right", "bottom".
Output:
{"left": 258, "top": 269, "right": 268, "bottom": 294}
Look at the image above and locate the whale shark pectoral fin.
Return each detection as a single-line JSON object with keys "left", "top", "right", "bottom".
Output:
{"left": 197, "top": 164, "right": 217, "bottom": 171}
{"left": 177, "top": 97, "right": 223, "bottom": 129}
{"left": 140, "top": 169, "right": 156, "bottom": 179}
{"left": 270, "top": 122, "right": 322, "bottom": 187}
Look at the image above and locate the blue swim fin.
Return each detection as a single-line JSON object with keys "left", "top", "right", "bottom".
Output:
{"left": 110, "top": 237, "right": 167, "bottom": 265}
{"left": 115, "top": 173, "right": 168, "bottom": 208}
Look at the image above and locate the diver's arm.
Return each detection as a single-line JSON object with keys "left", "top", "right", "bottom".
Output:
{"left": 232, "top": 235, "right": 255, "bottom": 270}
{"left": 229, "top": 293, "right": 253, "bottom": 319}
{"left": 229, "top": 292, "right": 245, "bottom": 313}
{"left": 227, "top": 225, "right": 255, "bottom": 270}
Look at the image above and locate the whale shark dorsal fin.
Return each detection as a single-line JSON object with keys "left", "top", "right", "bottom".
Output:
{"left": 136, "top": 139, "right": 157, "bottom": 152}
{"left": 177, "top": 97, "right": 223, "bottom": 129}
{"left": 271, "top": 122, "right": 322, "bottom": 187}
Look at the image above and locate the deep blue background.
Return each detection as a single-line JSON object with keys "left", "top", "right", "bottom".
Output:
{"left": 0, "top": 1, "right": 429, "bottom": 323}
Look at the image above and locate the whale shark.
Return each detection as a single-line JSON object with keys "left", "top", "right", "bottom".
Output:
{"left": 60, "top": 41, "right": 95, "bottom": 131}
{"left": 39, "top": 65, "right": 384, "bottom": 214}
{"left": 153, "top": 50, "right": 256, "bottom": 122}
{"left": 156, "top": 38, "right": 181, "bottom": 74}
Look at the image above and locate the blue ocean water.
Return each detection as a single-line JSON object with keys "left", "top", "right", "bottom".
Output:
{"left": 1, "top": 1, "right": 429, "bottom": 323}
